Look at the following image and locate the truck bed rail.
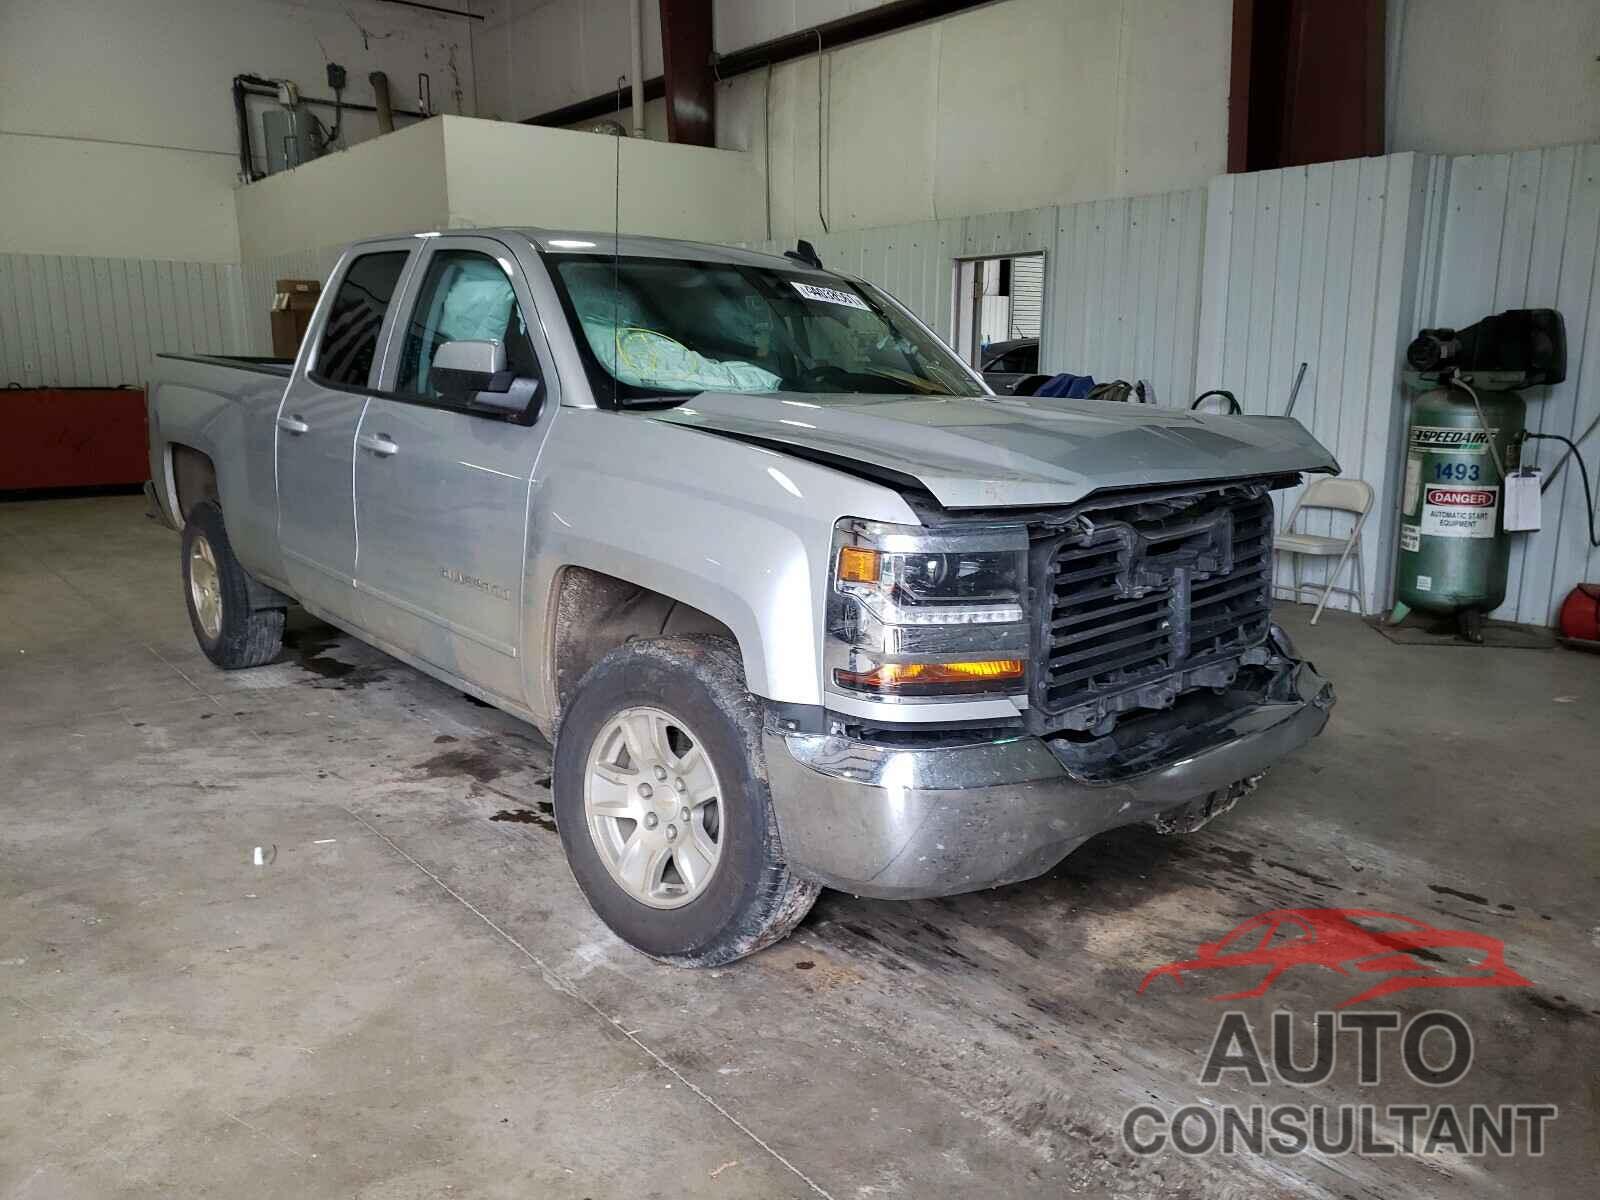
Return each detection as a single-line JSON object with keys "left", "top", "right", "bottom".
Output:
{"left": 155, "top": 353, "right": 293, "bottom": 378}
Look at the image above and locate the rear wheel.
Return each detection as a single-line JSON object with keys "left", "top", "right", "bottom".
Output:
{"left": 181, "top": 500, "right": 285, "bottom": 669}
{"left": 552, "top": 636, "right": 819, "bottom": 966}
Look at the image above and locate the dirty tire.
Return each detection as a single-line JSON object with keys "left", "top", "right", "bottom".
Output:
{"left": 181, "top": 500, "right": 285, "bottom": 669}
{"left": 552, "top": 636, "right": 820, "bottom": 966}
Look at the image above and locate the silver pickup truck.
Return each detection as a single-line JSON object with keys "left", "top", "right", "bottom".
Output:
{"left": 147, "top": 228, "right": 1337, "bottom": 966}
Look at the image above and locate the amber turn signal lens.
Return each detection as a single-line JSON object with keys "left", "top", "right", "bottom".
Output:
{"left": 836, "top": 545, "right": 881, "bottom": 584}
{"left": 834, "top": 659, "right": 1024, "bottom": 692}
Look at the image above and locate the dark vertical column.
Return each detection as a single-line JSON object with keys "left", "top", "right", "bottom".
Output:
{"left": 1230, "top": 0, "right": 1386, "bottom": 172}
{"left": 659, "top": 0, "right": 715, "bottom": 146}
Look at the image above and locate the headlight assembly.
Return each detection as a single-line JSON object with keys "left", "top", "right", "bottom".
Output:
{"left": 827, "top": 517, "right": 1029, "bottom": 700}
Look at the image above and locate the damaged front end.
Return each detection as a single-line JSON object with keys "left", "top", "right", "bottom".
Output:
{"left": 762, "top": 477, "right": 1336, "bottom": 900}
{"left": 762, "top": 623, "right": 1333, "bottom": 899}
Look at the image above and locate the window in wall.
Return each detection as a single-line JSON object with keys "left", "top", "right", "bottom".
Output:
{"left": 952, "top": 252, "right": 1045, "bottom": 378}
{"left": 315, "top": 251, "right": 409, "bottom": 388}
{"left": 397, "top": 251, "right": 538, "bottom": 399}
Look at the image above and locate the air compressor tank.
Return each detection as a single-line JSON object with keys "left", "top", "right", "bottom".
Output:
{"left": 1393, "top": 385, "right": 1524, "bottom": 635}
{"left": 1391, "top": 308, "right": 1565, "bottom": 642}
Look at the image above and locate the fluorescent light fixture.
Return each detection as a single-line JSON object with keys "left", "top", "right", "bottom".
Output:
{"left": 547, "top": 238, "right": 597, "bottom": 249}
{"left": 414, "top": 231, "right": 442, "bottom": 238}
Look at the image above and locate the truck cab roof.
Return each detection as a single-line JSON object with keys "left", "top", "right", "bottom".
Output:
{"left": 346, "top": 227, "right": 806, "bottom": 273}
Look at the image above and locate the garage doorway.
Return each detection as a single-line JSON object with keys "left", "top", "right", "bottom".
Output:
{"left": 952, "top": 253, "right": 1045, "bottom": 393}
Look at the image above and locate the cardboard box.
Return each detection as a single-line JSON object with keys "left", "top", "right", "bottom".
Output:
{"left": 270, "top": 278, "right": 322, "bottom": 359}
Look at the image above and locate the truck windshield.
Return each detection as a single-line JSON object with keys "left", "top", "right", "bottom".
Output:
{"left": 544, "top": 253, "right": 982, "bottom": 404}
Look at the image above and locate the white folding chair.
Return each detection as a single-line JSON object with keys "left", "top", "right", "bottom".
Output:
{"left": 1273, "top": 478, "right": 1374, "bottom": 624}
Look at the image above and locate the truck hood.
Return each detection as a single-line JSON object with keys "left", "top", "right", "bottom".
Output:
{"left": 649, "top": 392, "right": 1339, "bottom": 508}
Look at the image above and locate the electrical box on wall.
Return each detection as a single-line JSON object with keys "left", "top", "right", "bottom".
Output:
{"left": 262, "top": 108, "right": 314, "bottom": 174}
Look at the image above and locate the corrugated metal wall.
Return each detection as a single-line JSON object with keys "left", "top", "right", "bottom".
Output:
{"left": 749, "top": 186, "right": 1208, "bottom": 416}
{"left": 0, "top": 254, "right": 246, "bottom": 387}
{"left": 1195, "top": 153, "right": 1430, "bottom": 615}
{"left": 1420, "top": 142, "right": 1600, "bottom": 626}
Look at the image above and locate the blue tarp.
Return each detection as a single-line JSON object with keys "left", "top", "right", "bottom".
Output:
{"left": 1033, "top": 373, "right": 1097, "bottom": 399}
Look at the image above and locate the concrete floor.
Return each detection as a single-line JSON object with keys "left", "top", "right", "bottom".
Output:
{"left": 2, "top": 494, "right": 1596, "bottom": 1199}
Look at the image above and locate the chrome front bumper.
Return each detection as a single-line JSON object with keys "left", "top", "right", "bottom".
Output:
{"left": 764, "top": 658, "right": 1334, "bottom": 899}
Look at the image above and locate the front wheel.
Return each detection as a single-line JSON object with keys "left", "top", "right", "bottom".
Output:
{"left": 181, "top": 500, "right": 285, "bottom": 669}
{"left": 552, "top": 636, "right": 820, "bottom": 966}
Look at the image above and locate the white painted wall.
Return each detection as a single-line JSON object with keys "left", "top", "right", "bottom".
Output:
{"left": 1388, "top": 0, "right": 1600, "bottom": 157}
{"left": 231, "top": 114, "right": 769, "bottom": 350}
{"left": 234, "top": 113, "right": 766, "bottom": 261}
{"left": 468, "top": 0, "right": 1231, "bottom": 237}
{"left": 0, "top": 134, "right": 240, "bottom": 263}
{"left": 721, "top": 0, "right": 1230, "bottom": 238}
{"left": 442, "top": 117, "right": 767, "bottom": 242}
{"left": 234, "top": 119, "right": 451, "bottom": 261}
{"left": 471, "top": 0, "right": 663, "bottom": 123}
{"left": 0, "top": 0, "right": 476, "bottom": 260}
{"left": 713, "top": 0, "right": 897, "bottom": 54}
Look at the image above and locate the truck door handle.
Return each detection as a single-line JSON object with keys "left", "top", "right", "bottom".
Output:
{"left": 277, "top": 414, "right": 309, "bottom": 434}
{"left": 358, "top": 432, "right": 398, "bottom": 457}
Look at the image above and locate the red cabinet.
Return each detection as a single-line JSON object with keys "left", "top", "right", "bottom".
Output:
{"left": 0, "top": 388, "right": 149, "bottom": 491}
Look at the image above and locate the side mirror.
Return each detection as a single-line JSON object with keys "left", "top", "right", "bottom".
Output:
{"left": 469, "top": 376, "right": 541, "bottom": 419}
{"left": 432, "top": 339, "right": 508, "bottom": 395}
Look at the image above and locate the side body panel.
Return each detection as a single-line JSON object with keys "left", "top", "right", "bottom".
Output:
{"left": 146, "top": 360, "right": 290, "bottom": 588}
{"left": 353, "top": 234, "right": 564, "bottom": 706}
{"left": 277, "top": 241, "right": 418, "bottom": 624}
{"left": 522, "top": 407, "right": 918, "bottom": 722}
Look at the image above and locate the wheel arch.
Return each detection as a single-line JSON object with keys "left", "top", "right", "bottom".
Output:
{"left": 169, "top": 443, "right": 220, "bottom": 521}
{"left": 544, "top": 565, "right": 743, "bottom": 730}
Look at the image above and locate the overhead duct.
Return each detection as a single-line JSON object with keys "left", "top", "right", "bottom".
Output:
{"left": 370, "top": 71, "right": 395, "bottom": 134}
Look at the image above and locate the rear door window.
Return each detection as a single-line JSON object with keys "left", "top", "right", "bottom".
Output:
{"left": 315, "top": 251, "right": 409, "bottom": 387}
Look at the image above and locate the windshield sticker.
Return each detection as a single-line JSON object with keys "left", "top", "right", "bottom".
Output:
{"left": 791, "top": 281, "right": 870, "bottom": 311}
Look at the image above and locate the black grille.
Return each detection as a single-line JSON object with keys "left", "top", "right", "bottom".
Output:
{"left": 1030, "top": 493, "right": 1274, "bottom": 731}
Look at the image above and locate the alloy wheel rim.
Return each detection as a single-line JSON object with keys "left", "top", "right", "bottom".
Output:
{"left": 189, "top": 535, "right": 223, "bottom": 640}
{"left": 583, "top": 706, "right": 723, "bottom": 909}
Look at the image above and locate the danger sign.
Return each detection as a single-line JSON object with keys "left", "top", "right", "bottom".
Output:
{"left": 1421, "top": 485, "right": 1498, "bottom": 539}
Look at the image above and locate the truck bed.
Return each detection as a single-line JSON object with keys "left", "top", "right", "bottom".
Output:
{"left": 156, "top": 353, "right": 294, "bottom": 378}
{"left": 146, "top": 352, "right": 296, "bottom": 583}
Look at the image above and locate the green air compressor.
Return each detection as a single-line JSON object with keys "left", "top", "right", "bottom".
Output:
{"left": 1391, "top": 309, "right": 1566, "bottom": 642}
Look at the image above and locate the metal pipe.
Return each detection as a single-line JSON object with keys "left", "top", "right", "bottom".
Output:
{"left": 232, "top": 75, "right": 258, "bottom": 180}
{"left": 375, "top": 0, "right": 482, "bottom": 18}
{"left": 370, "top": 71, "right": 395, "bottom": 133}
{"left": 522, "top": 0, "right": 989, "bottom": 128}
{"left": 236, "top": 78, "right": 429, "bottom": 120}
{"left": 629, "top": 0, "right": 646, "bottom": 137}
